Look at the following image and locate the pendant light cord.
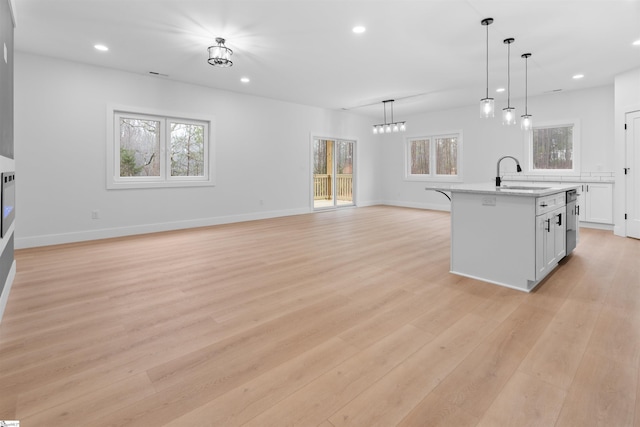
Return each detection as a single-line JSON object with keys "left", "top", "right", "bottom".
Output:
{"left": 524, "top": 55, "right": 528, "bottom": 115}
{"left": 486, "top": 24, "right": 489, "bottom": 98}
{"left": 507, "top": 42, "right": 511, "bottom": 108}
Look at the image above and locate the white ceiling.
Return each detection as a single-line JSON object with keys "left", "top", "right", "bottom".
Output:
{"left": 13, "top": 0, "right": 640, "bottom": 119}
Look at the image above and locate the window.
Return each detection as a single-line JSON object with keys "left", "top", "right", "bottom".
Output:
{"left": 527, "top": 120, "right": 580, "bottom": 174}
{"left": 107, "top": 106, "right": 214, "bottom": 189}
{"left": 406, "top": 132, "right": 462, "bottom": 181}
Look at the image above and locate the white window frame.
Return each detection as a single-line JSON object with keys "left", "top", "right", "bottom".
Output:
{"left": 405, "top": 131, "right": 463, "bottom": 182}
{"left": 106, "top": 105, "right": 215, "bottom": 189}
{"left": 525, "top": 119, "right": 581, "bottom": 176}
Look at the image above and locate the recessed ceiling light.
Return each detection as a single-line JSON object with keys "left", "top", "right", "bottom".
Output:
{"left": 633, "top": 39, "right": 640, "bottom": 46}
{"left": 496, "top": 87, "right": 505, "bottom": 93}
{"left": 572, "top": 74, "right": 584, "bottom": 80}
{"left": 352, "top": 26, "right": 366, "bottom": 34}
{"left": 94, "top": 44, "right": 109, "bottom": 52}
{"left": 240, "top": 77, "right": 250, "bottom": 83}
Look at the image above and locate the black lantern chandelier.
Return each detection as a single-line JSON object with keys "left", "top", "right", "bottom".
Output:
{"left": 372, "top": 100, "right": 406, "bottom": 134}
{"left": 208, "top": 37, "right": 233, "bottom": 68}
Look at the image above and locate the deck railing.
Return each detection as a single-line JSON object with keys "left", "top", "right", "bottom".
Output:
{"left": 314, "top": 174, "right": 352, "bottom": 200}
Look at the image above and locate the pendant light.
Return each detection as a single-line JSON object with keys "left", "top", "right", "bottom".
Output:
{"left": 372, "top": 100, "right": 406, "bottom": 134}
{"left": 502, "top": 38, "right": 516, "bottom": 126}
{"left": 521, "top": 53, "right": 533, "bottom": 131}
{"left": 479, "top": 18, "right": 494, "bottom": 118}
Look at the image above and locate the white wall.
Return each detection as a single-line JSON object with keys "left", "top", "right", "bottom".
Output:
{"left": 614, "top": 67, "right": 640, "bottom": 236}
{"left": 14, "top": 53, "right": 377, "bottom": 248}
{"left": 14, "top": 52, "right": 618, "bottom": 248}
{"left": 379, "top": 85, "right": 615, "bottom": 211}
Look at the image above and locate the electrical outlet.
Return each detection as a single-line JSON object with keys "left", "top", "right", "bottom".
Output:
{"left": 91, "top": 210, "right": 100, "bottom": 220}
{"left": 482, "top": 197, "right": 496, "bottom": 206}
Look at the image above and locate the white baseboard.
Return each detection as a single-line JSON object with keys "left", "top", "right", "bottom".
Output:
{"left": 579, "top": 222, "right": 614, "bottom": 231}
{"left": 14, "top": 201, "right": 451, "bottom": 249}
{"left": 15, "top": 207, "right": 311, "bottom": 249}
{"left": 380, "top": 200, "right": 451, "bottom": 212}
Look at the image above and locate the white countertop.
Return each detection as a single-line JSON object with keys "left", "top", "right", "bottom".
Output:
{"left": 426, "top": 182, "right": 580, "bottom": 197}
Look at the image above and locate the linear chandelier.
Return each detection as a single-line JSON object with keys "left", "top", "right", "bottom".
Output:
{"left": 208, "top": 37, "right": 233, "bottom": 68}
{"left": 372, "top": 100, "right": 406, "bottom": 134}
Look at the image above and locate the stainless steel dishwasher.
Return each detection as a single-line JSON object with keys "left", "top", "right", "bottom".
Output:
{"left": 566, "top": 189, "right": 578, "bottom": 254}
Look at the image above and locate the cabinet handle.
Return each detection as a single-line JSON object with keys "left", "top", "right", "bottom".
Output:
{"left": 540, "top": 203, "right": 548, "bottom": 207}
{"left": 546, "top": 218, "right": 551, "bottom": 232}
{"left": 586, "top": 184, "right": 589, "bottom": 192}
{"left": 576, "top": 205, "right": 580, "bottom": 216}
{"left": 556, "top": 213, "right": 562, "bottom": 226}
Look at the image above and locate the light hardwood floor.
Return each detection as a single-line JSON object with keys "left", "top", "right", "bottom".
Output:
{"left": 1, "top": 206, "right": 639, "bottom": 426}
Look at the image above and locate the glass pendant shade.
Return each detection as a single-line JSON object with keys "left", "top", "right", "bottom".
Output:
{"left": 480, "top": 98, "right": 495, "bottom": 118}
{"left": 503, "top": 107, "right": 516, "bottom": 126}
{"left": 372, "top": 126, "right": 378, "bottom": 134}
{"left": 521, "top": 114, "right": 532, "bottom": 130}
{"left": 399, "top": 122, "right": 406, "bottom": 132}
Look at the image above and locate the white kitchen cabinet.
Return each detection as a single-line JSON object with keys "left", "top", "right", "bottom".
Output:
{"left": 535, "top": 205, "right": 566, "bottom": 281}
{"left": 582, "top": 183, "right": 613, "bottom": 224}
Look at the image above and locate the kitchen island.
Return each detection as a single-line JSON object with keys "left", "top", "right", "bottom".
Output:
{"left": 429, "top": 182, "right": 580, "bottom": 292}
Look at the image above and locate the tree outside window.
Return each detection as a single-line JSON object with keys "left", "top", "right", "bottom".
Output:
{"left": 109, "top": 108, "right": 212, "bottom": 189}
{"left": 406, "top": 132, "right": 462, "bottom": 181}
{"left": 532, "top": 125, "right": 573, "bottom": 170}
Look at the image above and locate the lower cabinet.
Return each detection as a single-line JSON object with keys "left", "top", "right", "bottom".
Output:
{"left": 577, "top": 183, "right": 613, "bottom": 224}
{"left": 535, "top": 205, "right": 566, "bottom": 281}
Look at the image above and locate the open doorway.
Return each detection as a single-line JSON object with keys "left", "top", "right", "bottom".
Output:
{"left": 312, "top": 138, "right": 355, "bottom": 209}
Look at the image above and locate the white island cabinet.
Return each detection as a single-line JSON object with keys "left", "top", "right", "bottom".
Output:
{"left": 429, "top": 182, "right": 578, "bottom": 292}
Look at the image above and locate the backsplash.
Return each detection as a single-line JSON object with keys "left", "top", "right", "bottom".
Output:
{"left": 502, "top": 171, "right": 614, "bottom": 183}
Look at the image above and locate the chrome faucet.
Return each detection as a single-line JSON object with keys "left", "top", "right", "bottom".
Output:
{"left": 496, "top": 156, "right": 522, "bottom": 187}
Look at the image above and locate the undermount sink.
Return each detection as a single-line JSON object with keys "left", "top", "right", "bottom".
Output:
{"left": 499, "top": 185, "right": 551, "bottom": 190}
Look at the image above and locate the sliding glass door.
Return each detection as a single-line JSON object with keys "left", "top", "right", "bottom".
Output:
{"left": 313, "top": 138, "right": 355, "bottom": 209}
